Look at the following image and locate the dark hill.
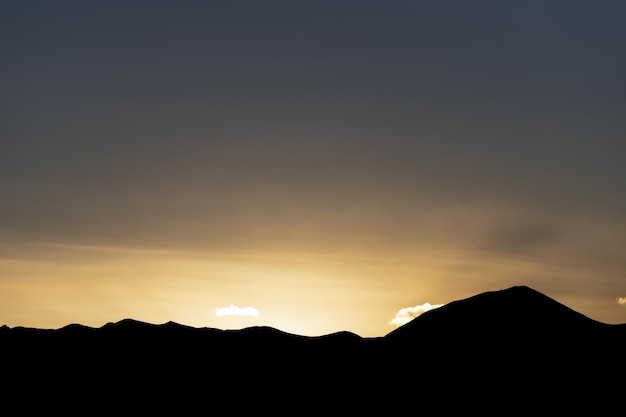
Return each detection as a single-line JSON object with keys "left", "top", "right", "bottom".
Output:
{"left": 385, "top": 285, "right": 618, "bottom": 342}
{"left": 2, "top": 285, "right": 624, "bottom": 413}
{"left": 380, "top": 285, "right": 626, "bottom": 406}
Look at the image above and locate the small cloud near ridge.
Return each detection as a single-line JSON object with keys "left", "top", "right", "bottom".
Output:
{"left": 389, "top": 302, "right": 444, "bottom": 326}
{"left": 617, "top": 297, "right": 626, "bottom": 306}
{"left": 215, "top": 305, "right": 260, "bottom": 317}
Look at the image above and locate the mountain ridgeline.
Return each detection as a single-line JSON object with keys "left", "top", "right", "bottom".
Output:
{"left": 3, "top": 286, "right": 624, "bottom": 412}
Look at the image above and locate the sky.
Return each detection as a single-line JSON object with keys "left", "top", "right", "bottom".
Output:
{"left": 2, "top": 1, "right": 625, "bottom": 337}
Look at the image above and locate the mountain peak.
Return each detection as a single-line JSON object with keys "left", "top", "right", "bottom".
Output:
{"left": 385, "top": 285, "right": 606, "bottom": 343}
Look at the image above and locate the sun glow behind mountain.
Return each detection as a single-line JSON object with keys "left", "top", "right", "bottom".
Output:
{"left": 2, "top": 236, "right": 624, "bottom": 337}
{"left": 2, "top": 1, "right": 626, "bottom": 336}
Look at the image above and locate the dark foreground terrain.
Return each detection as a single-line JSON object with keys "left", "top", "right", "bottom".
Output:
{"left": 3, "top": 286, "right": 624, "bottom": 412}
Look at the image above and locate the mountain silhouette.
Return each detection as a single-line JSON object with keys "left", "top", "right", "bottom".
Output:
{"left": 2, "top": 285, "right": 624, "bottom": 413}
{"left": 380, "top": 285, "right": 625, "bottom": 408}
{"left": 386, "top": 285, "right": 620, "bottom": 342}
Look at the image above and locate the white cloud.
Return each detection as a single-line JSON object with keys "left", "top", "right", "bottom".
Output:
{"left": 389, "top": 302, "right": 444, "bottom": 326}
{"left": 617, "top": 297, "right": 626, "bottom": 306}
{"left": 215, "top": 305, "right": 260, "bottom": 317}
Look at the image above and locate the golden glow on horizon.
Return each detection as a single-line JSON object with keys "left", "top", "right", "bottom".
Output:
{"left": 1, "top": 238, "right": 624, "bottom": 337}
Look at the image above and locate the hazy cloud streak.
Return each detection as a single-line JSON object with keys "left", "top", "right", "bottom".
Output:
{"left": 389, "top": 302, "right": 444, "bottom": 326}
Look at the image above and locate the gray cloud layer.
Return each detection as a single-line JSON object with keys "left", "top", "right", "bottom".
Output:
{"left": 1, "top": 1, "right": 625, "bottom": 281}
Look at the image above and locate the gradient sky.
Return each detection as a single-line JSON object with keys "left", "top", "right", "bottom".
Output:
{"left": 2, "top": 1, "right": 625, "bottom": 337}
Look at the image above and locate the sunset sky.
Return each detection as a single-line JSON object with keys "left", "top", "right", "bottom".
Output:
{"left": 2, "top": 1, "right": 625, "bottom": 337}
